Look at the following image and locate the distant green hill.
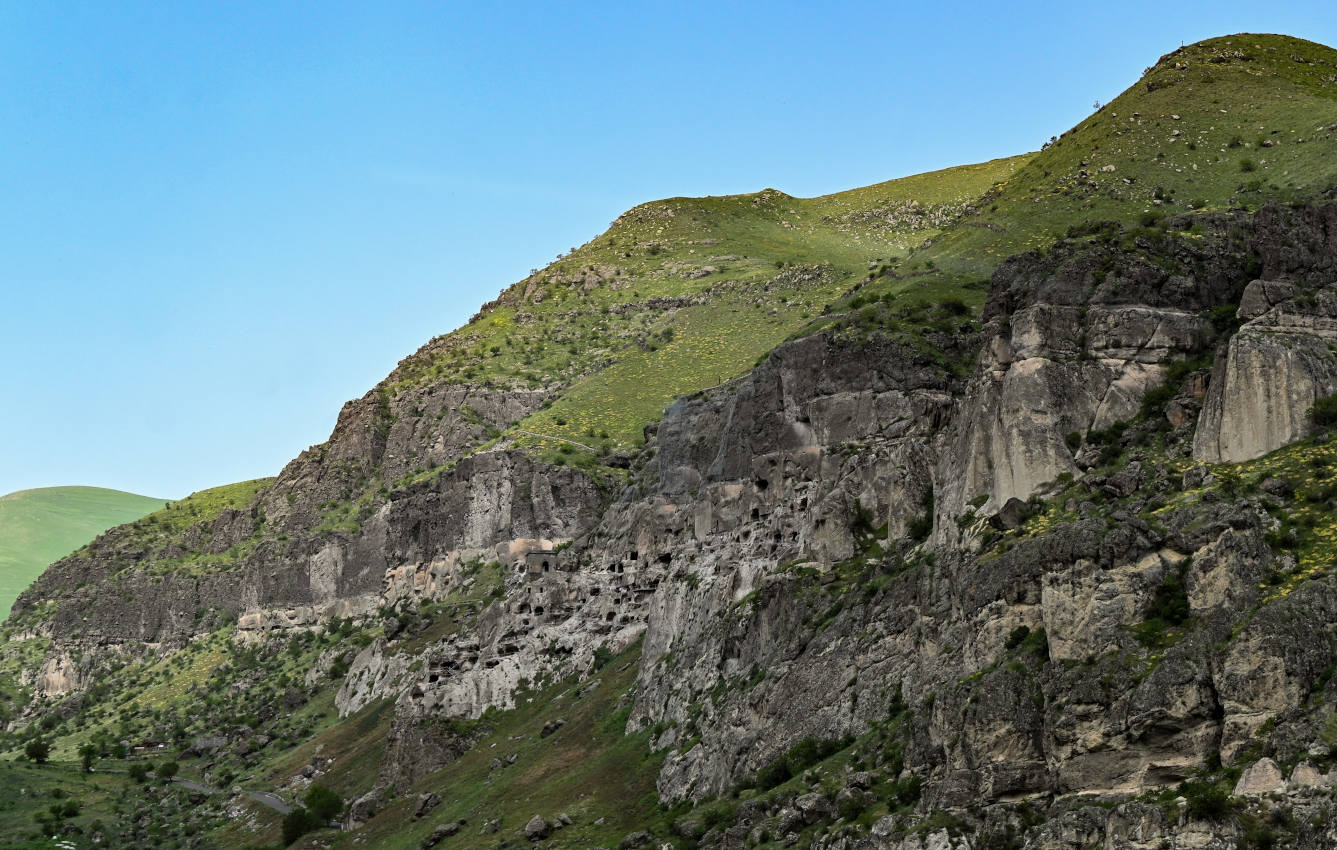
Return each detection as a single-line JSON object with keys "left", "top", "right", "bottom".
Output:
{"left": 0, "top": 486, "right": 166, "bottom": 618}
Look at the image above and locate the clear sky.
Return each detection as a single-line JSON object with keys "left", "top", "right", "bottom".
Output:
{"left": 1, "top": 1, "right": 1334, "bottom": 499}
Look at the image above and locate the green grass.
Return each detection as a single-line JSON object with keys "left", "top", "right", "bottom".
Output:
{"left": 383, "top": 156, "right": 1029, "bottom": 455}
{"left": 316, "top": 641, "right": 674, "bottom": 850}
{"left": 0, "top": 486, "right": 166, "bottom": 618}
{"left": 1153, "top": 436, "right": 1337, "bottom": 598}
{"left": 855, "top": 34, "right": 1337, "bottom": 302}
{"left": 95, "top": 478, "right": 274, "bottom": 576}
{"left": 0, "top": 760, "right": 126, "bottom": 849}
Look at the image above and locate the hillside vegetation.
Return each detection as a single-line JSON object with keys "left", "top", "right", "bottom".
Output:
{"left": 9, "top": 32, "right": 1337, "bottom": 850}
{"left": 387, "top": 155, "right": 1030, "bottom": 456}
{"left": 855, "top": 33, "right": 1337, "bottom": 300}
{"left": 0, "top": 487, "right": 165, "bottom": 617}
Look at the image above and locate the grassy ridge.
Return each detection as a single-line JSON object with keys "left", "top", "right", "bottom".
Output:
{"left": 95, "top": 478, "right": 274, "bottom": 577}
{"left": 385, "top": 156, "right": 1028, "bottom": 457}
{"left": 0, "top": 487, "right": 166, "bottom": 618}
{"left": 860, "top": 33, "right": 1337, "bottom": 302}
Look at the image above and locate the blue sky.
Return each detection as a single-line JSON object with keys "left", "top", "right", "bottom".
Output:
{"left": 1, "top": 1, "right": 1334, "bottom": 499}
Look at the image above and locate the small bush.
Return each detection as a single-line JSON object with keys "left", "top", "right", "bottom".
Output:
{"left": 23, "top": 739, "right": 49, "bottom": 765}
{"left": 754, "top": 735, "right": 852, "bottom": 791}
{"left": 906, "top": 490, "right": 934, "bottom": 542}
{"left": 1311, "top": 394, "right": 1337, "bottom": 428}
{"left": 1181, "top": 780, "right": 1233, "bottom": 821}
{"left": 304, "top": 785, "right": 342, "bottom": 822}
{"left": 1005, "top": 626, "right": 1031, "bottom": 650}
{"left": 1239, "top": 158, "right": 1256, "bottom": 173}
{"left": 282, "top": 807, "right": 323, "bottom": 845}
{"left": 940, "top": 298, "right": 969, "bottom": 316}
{"left": 889, "top": 774, "right": 924, "bottom": 808}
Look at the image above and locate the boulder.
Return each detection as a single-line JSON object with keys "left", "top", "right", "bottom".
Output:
{"left": 1233, "top": 757, "right": 1285, "bottom": 796}
{"left": 540, "top": 718, "right": 566, "bottom": 738}
{"left": 525, "top": 814, "right": 550, "bottom": 841}
{"left": 1290, "top": 760, "right": 1329, "bottom": 789}
{"left": 990, "top": 498, "right": 1033, "bottom": 531}
{"left": 420, "top": 822, "right": 460, "bottom": 848}
{"left": 794, "top": 792, "right": 832, "bottom": 824}
{"left": 345, "top": 786, "right": 388, "bottom": 830}
{"left": 1236, "top": 279, "right": 1296, "bottom": 320}
{"left": 413, "top": 792, "right": 442, "bottom": 820}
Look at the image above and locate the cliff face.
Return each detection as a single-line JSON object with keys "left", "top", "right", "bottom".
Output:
{"left": 11, "top": 199, "right": 1337, "bottom": 849}
{"left": 619, "top": 202, "right": 1337, "bottom": 803}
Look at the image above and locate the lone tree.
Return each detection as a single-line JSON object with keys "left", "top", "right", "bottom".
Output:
{"left": 79, "top": 742, "right": 98, "bottom": 772}
{"left": 24, "top": 739, "right": 50, "bottom": 765}
{"left": 282, "top": 785, "right": 344, "bottom": 845}
{"left": 156, "top": 761, "right": 179, "bottom": 781}
{"left": 304, "top": 785, "right": 342, "bottom": 822}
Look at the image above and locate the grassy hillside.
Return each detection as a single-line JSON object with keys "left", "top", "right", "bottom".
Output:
{"left": 383, "top": 36, "right": 1337, "bottom": 466}
{"left": 386, "top": 155, "right": 1031, "bottom": 457}
{"left": 856, "top": 33, "right": 1337, "bottom": 303}
{"left": 0, "top": 487, "right": 166, "bottom": 618}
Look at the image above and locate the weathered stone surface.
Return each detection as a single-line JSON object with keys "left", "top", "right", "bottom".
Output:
{"left": 524, "top": 814, "right": 550, "bottom": 840}
{"left": 16, "top": 198, "right": 1337, "bottom": 849}
{"left": 420, "top": 821, "right": 459, "bottom": 848}
{"left": 1289, "top": 760, "right": 1328, "bottom": 789}
{"left": 1237, "top": 278, "right": 1296, "bottom": 320}
{"left": 1193, "top": 324, "right": 1337, "bottom": 462}
{"left": 1233, "top": 757, "right": 1285, "bottom": 796}
{"left": 345, "top": 786, "right": 389, "bottom": 830}
{"left": 413, "top": 792, "right": 442, "bottom": 820}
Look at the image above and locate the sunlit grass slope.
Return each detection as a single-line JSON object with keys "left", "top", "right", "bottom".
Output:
{"left": 387, "top": 155, "right": 1030, "bottom": 455}
{"left": 0, "top": 486, "right": 166, "bottom": 617}
{"left": 862, "top": 33, "right": 1337, "bottom": 301}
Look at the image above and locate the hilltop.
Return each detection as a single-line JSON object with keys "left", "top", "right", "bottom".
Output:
{"left": 0, "top": 486, "right": 165, "bottom": 618}
{"left": 849, "top": 33, "right": 1337, "bottom": 299}
{"left": 5, "top": 33, "right": 1337, "bottom": 850}
{"left": 387, "top": 155, "right": 1030, "bottom": 456}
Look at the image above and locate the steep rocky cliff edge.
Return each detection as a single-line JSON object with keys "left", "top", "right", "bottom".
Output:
{"left": 6, "top": 33, "right": 1337, "bottom": 850}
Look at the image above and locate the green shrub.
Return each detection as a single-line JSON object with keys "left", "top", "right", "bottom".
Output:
{"left": 282, "top": 807, "right": 323, "bottom": 845}
{"left": 1209, "top": 303, "right": 1242, "bottom": 336}
{"left": 1181, "top": 780, "right": 1232, "bottom": 820}
{"left": 23, "top": 739, "right": 49, "bottom": 764}
{"left": 889, "top": 774, "right": 924, "bottom": 808}
{"left": 1005, "top": 626, "right": 1031, "bottom": 650}
{"left": 1134, "top": 564, "right": 1190, "bottom": 647}
{"left": 906, "top": 490, "right": 934, "bottom": 542}
{"left": 1311, "top": 394, "right": 1337, "bottom": 428}
{"left": 754, "top": 735, "right": 852, "bottom": 791}
{"left": 304, "top": 785, "right": 342, "bottom": 822}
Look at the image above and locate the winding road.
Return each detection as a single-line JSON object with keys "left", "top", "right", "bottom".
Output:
{"left": 171, "top": 776, "right": 293, "bottom": 814}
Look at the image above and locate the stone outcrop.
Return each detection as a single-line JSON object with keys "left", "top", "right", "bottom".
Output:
{"left": 1194, "top": 297, "right": 1337, "bottom": 462}
{"left": 13, "top": 199, "right": 1337, "bottom": 848}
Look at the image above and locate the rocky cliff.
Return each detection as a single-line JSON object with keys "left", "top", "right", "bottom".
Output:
{"left": 8, "top": 34, "right": 1337, "bottom": 850}
{"left": 18, "top": 197, "right": 1337, "bottom": 850}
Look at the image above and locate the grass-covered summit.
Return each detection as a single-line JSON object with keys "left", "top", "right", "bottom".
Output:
{"left": 0, "top": 486, "right": 166, "bottom": 617}
{"left": 857, "top": 33, "right": 1337, "bottom": 300}
{"left": 379, "top": 35, "right": 1337, "bottom": 464}
{"left": 386, "top": 155, "right": 1030, "bottom": 457}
